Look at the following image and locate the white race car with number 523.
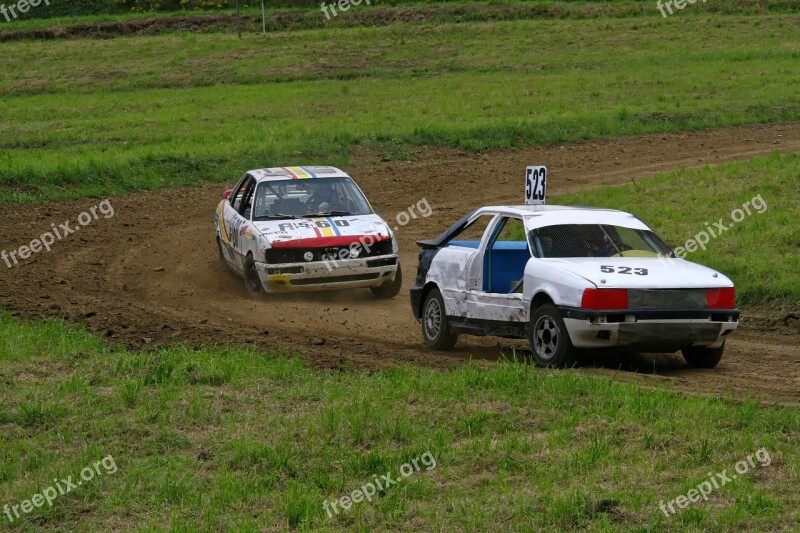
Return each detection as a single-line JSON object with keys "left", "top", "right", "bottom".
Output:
{"left": 410, "top": 204, "right": 739, "bottom": 368}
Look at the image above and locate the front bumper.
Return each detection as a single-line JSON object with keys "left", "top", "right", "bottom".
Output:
{"left": 559, "top": 307, "right": 739, "bottom": 352}
{"left": 256, "top": 255, "right": 399, "bottom": 292}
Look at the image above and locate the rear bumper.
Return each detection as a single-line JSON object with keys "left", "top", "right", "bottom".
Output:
{"left": 256, "top": 255, "right": 399, "bottom": 292}
{"left": 559, "top": 307, "right": 739, "bottom": 351}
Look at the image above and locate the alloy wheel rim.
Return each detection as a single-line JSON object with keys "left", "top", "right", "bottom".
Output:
{"left": 424, "top": 298, "right": 442, "bottom": 340}
{"left": 534, "top": 316, "right": 560, "bottom": 360}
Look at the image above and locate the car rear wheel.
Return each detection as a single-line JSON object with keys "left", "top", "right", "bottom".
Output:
{"left": 529, "top": 305, "right": 576, "bottom": 368}
{"left": 243, "top": 255, "right": 264, "bottom": 297}
{"left": 682, "top": 343, "right": 725, "bottom": 369}
{"left": 371, "top": 264, "right": 403, "bottom": 299}
{"left": 422, "top": 288, "right": 459, "bottom": 350}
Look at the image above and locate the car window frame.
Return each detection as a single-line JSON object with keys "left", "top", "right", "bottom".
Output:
{"left": 236, "top": 177, "right": 256, "bottom": 220}
{"left": 483, "top": 215, "right": 531, "bottom": 293}
{"left": 444, "top": 213, "right": 497, "bottom": 247}
{"left": 229, "top": 174, "right": 252, "bottom": 210}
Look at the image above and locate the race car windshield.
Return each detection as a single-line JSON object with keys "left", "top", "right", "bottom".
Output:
{"left": 530, "top": 224, "right": 673, "bottom": 258}
{"left": 252, "top": 178, "right": 372, "bottom": 221}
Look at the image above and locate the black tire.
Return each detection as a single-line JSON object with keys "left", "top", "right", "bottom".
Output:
{"left": 682, "top": 343, "right": 725, "bottom": 369}
{"left": 371, "top": 264, "right": 403, "bottom": 299}
{"left": 421, "top": 287, "right": 459, "bottom": 350}
{"left": 529, "top": 304, "right": 576, "bottom": 368}
{"left": 243, "top": 255, "right": 264, "bottom": 298}
{"left": 217, "top": 237, "right": 230, "bottom": 271}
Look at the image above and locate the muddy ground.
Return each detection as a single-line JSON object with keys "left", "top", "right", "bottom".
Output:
{"left": 1, "top": 123, "right": 799, "bottom": 403}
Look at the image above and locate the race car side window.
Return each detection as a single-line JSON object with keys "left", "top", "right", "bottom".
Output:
{"left": 238, "top": 178, "right": 256, "bottom": 220}
{"left": 446, "top": 214, "right": 495, "bottom": 248}
{"left": 485, "top": 217, "right": 531, "bottom": 293}
{"left": 229, "top": 174, "right": 251, "bottom": 212}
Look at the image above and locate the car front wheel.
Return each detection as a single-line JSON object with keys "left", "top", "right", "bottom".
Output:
{"left": 371, "top": 264, "right": 403, "bottom": 299}
{"left": 421, "top": 288, "right": 459, "bottom": 350}
{"left": 682, "top": 343, "right": 724, "bottom": 369}
{"left": 529, "top": 305, "right": 576, "bottom": 368}
{"left": 217, "top": 238, "right": 230, "bottom": 272}
{"left": 243, "top": 255, "right": 264, "bottom": 297}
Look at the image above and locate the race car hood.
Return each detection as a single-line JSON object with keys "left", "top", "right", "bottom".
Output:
{"left": 543, "top": 257, "right": 734, "bottom": 289}
{"left": 253, "top": 214, "right": 391, "bottom": 247}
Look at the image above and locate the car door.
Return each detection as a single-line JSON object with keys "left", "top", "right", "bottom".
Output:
{"left": 221, "top": 174, "right": 255, "bottom": 273}
{"left": 462, "top": 216, "right": 530, "bottom": 323}
{"left": 431, "top": 213, "right": 496, "bottom": 318}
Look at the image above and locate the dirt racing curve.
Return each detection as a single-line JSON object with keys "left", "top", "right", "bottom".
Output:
{"left": 1, "top": 122, "right": 799, "bottom": 403}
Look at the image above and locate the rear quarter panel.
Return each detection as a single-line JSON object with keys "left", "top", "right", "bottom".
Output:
{"left": 524, "top": 259, "right": 594, "bottom": 309}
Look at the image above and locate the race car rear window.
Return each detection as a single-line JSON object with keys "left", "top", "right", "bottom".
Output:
{"left": 531, "top": 224, "right": 672, "bottom": 258}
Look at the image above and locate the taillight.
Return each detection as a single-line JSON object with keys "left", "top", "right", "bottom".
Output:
{"left": 581, "top": 289, "right": 628, "bottom": 310}
{"left": 706, "top": 287, "right": 735, "bottom": 309}
{"left": 223, "top": 189, "right": 232, "bottom": 200}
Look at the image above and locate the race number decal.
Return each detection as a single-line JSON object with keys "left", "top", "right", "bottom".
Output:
{"left": 601, "top": 265, "right": 649, "bottom": 276}
{"left": 525, "top": 166, "right": 547, "bottom": 205}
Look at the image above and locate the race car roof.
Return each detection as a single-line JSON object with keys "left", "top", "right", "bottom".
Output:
{"left": 476, "top": 205, "right": 647, "bottom": 229}
{"left": 247, "top": 166, "right": 350, "bottom": 182}
{"left": 418, "top": 205, "right": 649, "bottom": 248}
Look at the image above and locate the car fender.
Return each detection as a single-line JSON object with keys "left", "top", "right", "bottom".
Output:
{"left": 523, "top": 258, "right": 594, "bottom": 309}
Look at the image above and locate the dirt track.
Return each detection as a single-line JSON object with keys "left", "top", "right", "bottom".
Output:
{"left": 1, "top": 123, "right": 799, "bottom": 403}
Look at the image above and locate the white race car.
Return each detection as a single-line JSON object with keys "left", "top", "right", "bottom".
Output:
{"left": 410, "top": 205, "right": 739, "bottom": 368}
{"left": 215, "top": 166, "right": 401, "bottom": 298}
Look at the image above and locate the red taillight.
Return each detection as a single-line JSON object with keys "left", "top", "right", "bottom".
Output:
{"left": 223, "top": 189, "right": 232, "bottom": 200}
{"left": 706, "top": 287, "right": 735, "bottom": 309}
{"left": 581, "top": 289, "right": 628, "bottom": 310}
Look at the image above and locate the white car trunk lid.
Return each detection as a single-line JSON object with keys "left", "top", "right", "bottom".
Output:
{"left": 543, "top": 257, "right": 733, "bottom": 289}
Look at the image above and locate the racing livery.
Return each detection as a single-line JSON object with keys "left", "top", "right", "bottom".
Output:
{"left": 216, "top": 166, "right": 401, "bottom": 297}
{"left": 410, "top": 205, "right": 739, "bottom": 368}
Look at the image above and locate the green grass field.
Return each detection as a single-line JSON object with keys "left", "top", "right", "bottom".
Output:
{"left": 1, "top": 14, "right": 798, "bottom": 204}
{"left": 2, "top": 5, "right": 800, "bottom": 531}
{"left": 0, "top": 315, "right": 797, "bottom": 531}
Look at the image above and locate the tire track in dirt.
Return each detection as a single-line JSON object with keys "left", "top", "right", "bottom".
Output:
{"left": 1, "top": 122, "right": 799, "bottom": 402}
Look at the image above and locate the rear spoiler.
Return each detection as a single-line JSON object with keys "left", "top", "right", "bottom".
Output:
{"left": 415, "top": 210, "right": 476, "bottom": 249}
{"left": 416, "top": 239, "right": 440, "bottom": 249}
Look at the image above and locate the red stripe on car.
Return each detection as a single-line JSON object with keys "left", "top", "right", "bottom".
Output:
{"left": 270, "top": 235, "right": 391, "bottom": 248}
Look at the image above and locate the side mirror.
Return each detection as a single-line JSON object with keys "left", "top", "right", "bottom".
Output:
{"left": 223, "top": 189, "right": 233, "bottom": 200}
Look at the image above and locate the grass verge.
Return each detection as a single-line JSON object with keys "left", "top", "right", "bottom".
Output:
{"left": 0, "top": 314, "right": 798, "bottom": 530}
{"left": 3, "top": 0, "right": 798, "bottom": 36}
